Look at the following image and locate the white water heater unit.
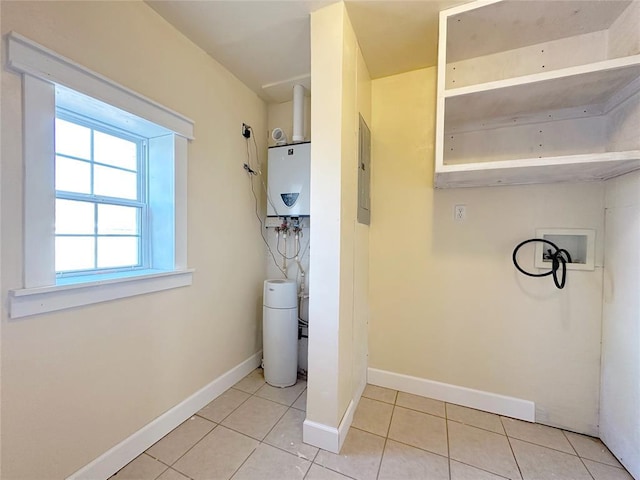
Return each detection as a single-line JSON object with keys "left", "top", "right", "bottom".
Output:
{"left": 267, "top": 142, "right": 310, "bottom": 217}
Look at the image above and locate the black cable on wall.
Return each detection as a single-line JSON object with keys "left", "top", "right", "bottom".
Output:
{"left": 512, "top": 238, "right": 572, "bottom": 289}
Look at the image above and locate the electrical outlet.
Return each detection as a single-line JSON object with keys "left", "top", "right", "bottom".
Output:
{"left": 454, "top": 204, "right": 466, "bottom": 221}
{"left": 242, "top": 123, "right": 251, "bottom": 138}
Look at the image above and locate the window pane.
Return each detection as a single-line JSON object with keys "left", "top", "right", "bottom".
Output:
{"left": 94, "top": 165, "right": 138, "bottom": 200}
{"left": 97, "top": 237, "right": 139, "bottom": 268}
{"left": 94, "top": 131, "right": 137, "bottom": 171}
{"left": 56, "top": 199, "right": 94, "bottom": 234}
{"left": 55, "top": 118, "right": 91, "bottom": 159}
{"left": 56, "top": 236, "right": 95, "bottom": 272}
{"left": 55, "top": 156, "right": 91, "bottom": 194}
{"left": 97, "top": 204, "right": 138, "bottom": 235}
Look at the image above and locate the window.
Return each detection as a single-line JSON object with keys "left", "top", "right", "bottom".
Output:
{"left": 55, "top": 114, "right": 146, "bottom": 276}
{"left": 7, "top": 32, "right": 194, "bottom": 318}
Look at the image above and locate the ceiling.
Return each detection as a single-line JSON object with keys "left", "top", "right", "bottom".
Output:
{"left": 146, "top": 0, "right": 465, "bottom": 103}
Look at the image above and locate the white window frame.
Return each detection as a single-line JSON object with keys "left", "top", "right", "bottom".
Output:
{"left": 54, "top": 111, "right": 148, "bottom": 276}
{"left": 7, "top": 32, "right": 194, "bottom": 318}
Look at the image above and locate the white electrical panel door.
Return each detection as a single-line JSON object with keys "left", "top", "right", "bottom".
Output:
{"left": 267, "top": 143, "right": 311, "bottom": 217}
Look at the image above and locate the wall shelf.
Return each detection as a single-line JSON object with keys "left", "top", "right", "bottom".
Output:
{"left": 435, "top": 150, "right": 640, "bottom": 188}
{"left": 444, "top": 57, "right": 640, "bottom": 128}
{"left": 435, "top": 0, "right": 640, "bottom": 188}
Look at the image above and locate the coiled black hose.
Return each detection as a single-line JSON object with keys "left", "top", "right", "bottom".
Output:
{"left": 512, "top": 238, "right": 572, "bottom": 289}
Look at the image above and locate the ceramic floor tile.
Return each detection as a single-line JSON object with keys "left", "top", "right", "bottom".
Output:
{"left": 197, "top": 388, "right": 251, "bottom": 423}
{"left": 351, "top": 397, "right": 394, "bottom": 437}
{"left": 292, "top": 389, "right": 307, "bottom": 411}
{"left": 583, "top": 459, "right": 634, "bottom": 480}
{"left": 396, "top": 392, "right": 445, "bottom": 418}
{"left": 314, "top": 428, "right": 385, "bottom": 480}
{"left": 510, "top": 438, "right": 591, "bottom": 480}
{"left": 231, "top": 443, "right": 310, "bottom": 480}
{"left": 447, "top": 404, "right": 504, "bottom": 434}
{"left": 146, "top": 415, "right": 215, "bottom": 465}
{"left": 173, "top": 426, "right": 258, "bottom": 480}
{"left": 448, "top": 421, "right": 521, "bottom": 480}
{"left": 564, "top": 431, "right": 623, "bottom": 467}
{"left": 304, "top": 464, "right": 354, "bottom": 480}
{"left": 111, "top": 453, "right": 168, "bottom": 480}
{"left": 221, "top": 395, "right": 288, "bottom": 440}
{"left": 450, "top": 460, "right": 511, "bottom": 480}
{"left": 156, "top": 468, "right": 190, "bottom": 480}
{"left": 233, "top": 369, "right": 266, "bottom": 394}
{"left": 387, "top": 406, "right": 448, "bottom": 456}
{"left": 378, "top": 439, "right": 449, "bottom": 480}
{"left": 255, "top": 380, "right": 307, "bottom": 406}
{"left": 264, "top": 407, "right": 319, "bottom": 461}
{"left": 110, "top": 383, "right": 635, "bottom": 480}
{"left": 501, "top": 417, "right": 574, "bottom": 454}
{"left": 362, "top": 384, "right": 397, "bottom": 404}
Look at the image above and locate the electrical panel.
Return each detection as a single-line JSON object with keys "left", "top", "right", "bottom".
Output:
{"left": 358, "top": 115, "right": 371, "bottom": 225}
{"left": 267, "top": 142, "right": 310, "bottom": 217}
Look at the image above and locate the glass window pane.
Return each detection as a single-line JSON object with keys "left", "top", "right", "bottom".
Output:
{"left": 94, "top": 165, "right": 138, "bottom": 200}
{"left": 97, "top": 237, "right": 139, "bottom": 268}
{"left": 97, "top": 204, "right": 138, "bottom": 235}
{"left": 56, "top": 236, "right": 95, "bottom": 272}
{"left": 94, "top": 131, "right": 137, "bottom": 171}
{"left": 55, "top": 156, "right": 91, "bottom": 194}
{"left": 56, "top": 199, "right": 94, "bottom": 234}
{"left": 55, "top": 118, "right": 91, "bottom": 159}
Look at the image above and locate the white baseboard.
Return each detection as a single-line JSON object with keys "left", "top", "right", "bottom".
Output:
{"left": 337, "top": 379, "right": 366, "bottom": 449}
{"left": 67, "top": 351, "right": 262, "bottom": 480}
{"left": 303, "top": 380, "right": 366, "bottom": 453}
{"left": 368, "top": 367, "right": 535, "bottom": 422}
{"left": 303, "top": 419, "right": 339, "bottom": 453}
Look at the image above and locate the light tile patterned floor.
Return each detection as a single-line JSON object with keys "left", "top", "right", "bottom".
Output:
{"left": 111, "top": 369, "right": 633, "bottom": 480}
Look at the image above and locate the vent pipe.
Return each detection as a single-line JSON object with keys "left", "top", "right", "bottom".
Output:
{"left": 292, "top": 84, "right": 305, "bottom": 143}
{"left": 272, "top": 127, "right": 288, "bottom": 145}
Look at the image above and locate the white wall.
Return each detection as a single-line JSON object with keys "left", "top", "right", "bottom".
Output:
{"left": 599, "top": 6, "right": 640, "bottom": 465}
{"left": 305, "top": 2, "right": 370, "bottom": 448}
{"left": 306, "top": 2, "right": 343, "bottom": 431}
{"left": 1, "top": 2, "right": 267, "bottom": 478}
{"left": 369, "top": 67, "right": 605, "bottom": 436}
{"left": 600, "top": 170, "right": 640, "bottom": 478}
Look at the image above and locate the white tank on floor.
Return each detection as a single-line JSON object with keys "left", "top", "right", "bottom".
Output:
{"left": 263, "top": 279, "right": 298, "bottom": 387}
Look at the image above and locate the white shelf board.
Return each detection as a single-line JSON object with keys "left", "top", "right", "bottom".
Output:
{"left": 445, "top": 0, "right": 631, "bottom": 63}
{"left": 435, "top": 151, "right": 640, "bottom": 188}
{"left": 443, "top": 56, "right": 640, "bottom": 127}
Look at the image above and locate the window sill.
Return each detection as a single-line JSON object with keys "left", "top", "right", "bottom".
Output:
{"left": 9, "top": 269, "right": 194, "bottom": 319}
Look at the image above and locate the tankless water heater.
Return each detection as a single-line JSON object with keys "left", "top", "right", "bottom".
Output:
{"left": 267, "top": 142, "right": 310, "bottom": 217}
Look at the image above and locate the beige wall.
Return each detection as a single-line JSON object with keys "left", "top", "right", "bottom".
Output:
{"left": 338, "top": 6, "right": 371, "bottom": 418}
{"left": 1, "top": 2, "right": 267, "bottom": 478}
{"left": 352, "top": 32, "right": 372, "bottom": 420}
{"left": 306, "top": 2, "right": 370, "bottom": 432}
{"left": 369, "top": 67, "right": 605, "bottom": 435}
{"left": 267, "top": 97, "right": 311, "bottom": 147}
